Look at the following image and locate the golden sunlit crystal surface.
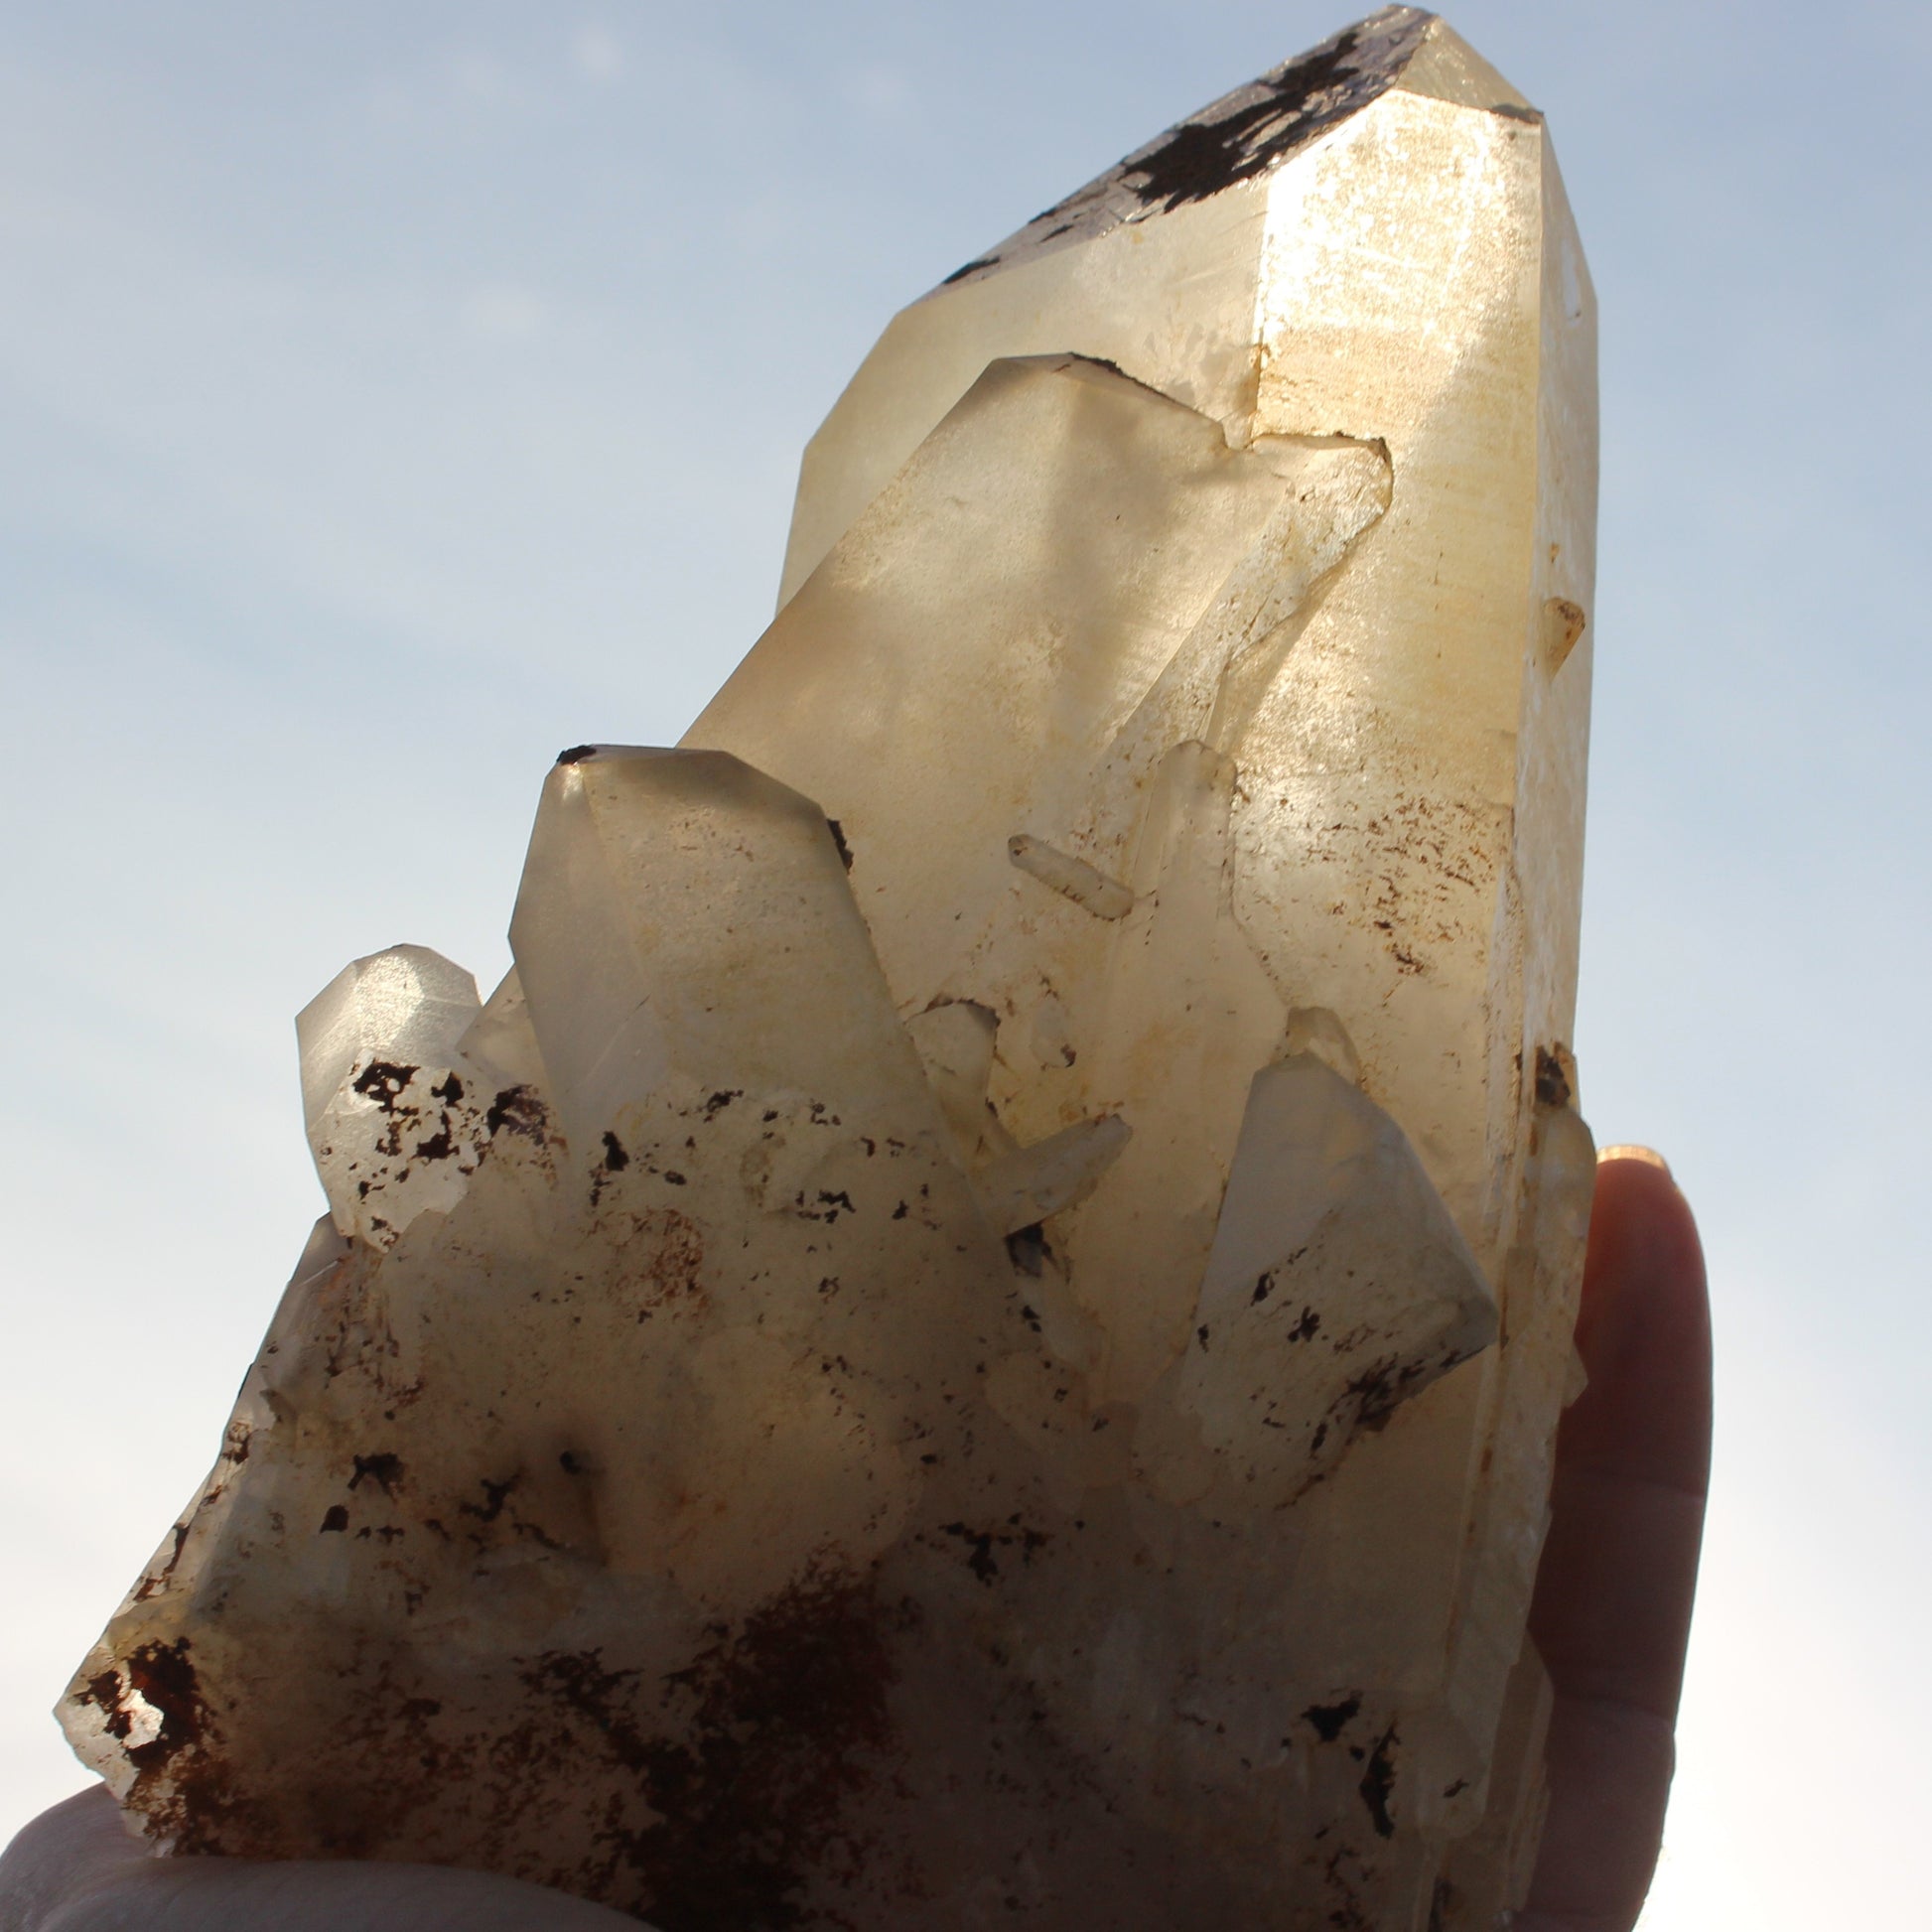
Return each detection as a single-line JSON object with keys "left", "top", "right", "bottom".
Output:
{"left": 62, "top": 11, "right": 1597, "bottom": 1927}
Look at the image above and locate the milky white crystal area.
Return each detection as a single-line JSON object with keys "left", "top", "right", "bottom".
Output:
{"left": 62, "top": 10, "right": 1597, "bottom": 1928}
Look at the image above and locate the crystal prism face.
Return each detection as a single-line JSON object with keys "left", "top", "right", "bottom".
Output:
{"left": 63, "top": 10, "right": 1597, "bottom": 1929}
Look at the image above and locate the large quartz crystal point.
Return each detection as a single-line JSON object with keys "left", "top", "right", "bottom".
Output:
{"left": 685, "top": 6, "right": 1598, "bottom": 1925}
{"left": 64, "top": 13, "right": 1599, "bottom": 1931}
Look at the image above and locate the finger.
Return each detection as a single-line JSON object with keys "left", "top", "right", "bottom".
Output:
{"left": 1518, "top": 1150, "right": 1712, "bottom": 1932}
{"left": 0, "top": 1787, "right": 147, "bottom": 1932}
{"left": 0, "top": 1783, "right": 645, "bottom": 1932}
{"left": 48, "top": 1857, "right": 650, "bottom": 1932}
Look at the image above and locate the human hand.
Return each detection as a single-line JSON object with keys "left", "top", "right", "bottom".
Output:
{"left": 0, "top": 1780, "right": 645, "bottom": 1931}
{"left": 1519, "top": 1150, "right": 1713, "bottom": 1930}
{"left": 2, "top": 1150, "right": 1710, "bottom": 1932}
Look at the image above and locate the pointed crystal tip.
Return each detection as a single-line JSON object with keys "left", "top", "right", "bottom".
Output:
{"left": 1107, "top": 7, "right": 1434, "bottom": 212}
{"left": 937, "top": 8, "right": 1535, "bottom": 292}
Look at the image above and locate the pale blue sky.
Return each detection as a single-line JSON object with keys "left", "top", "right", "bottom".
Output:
{"left": 3, "top": 3, "right": 1927, "bottom": 1922}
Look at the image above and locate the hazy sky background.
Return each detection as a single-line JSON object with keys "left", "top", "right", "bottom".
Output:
{"left": 3, "top": 2, "right": 1927, "bottom": 1923}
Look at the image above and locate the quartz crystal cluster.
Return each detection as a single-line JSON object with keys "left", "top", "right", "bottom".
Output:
{"left": 63, "top": 10, "right": 1597, "bottom": 1928}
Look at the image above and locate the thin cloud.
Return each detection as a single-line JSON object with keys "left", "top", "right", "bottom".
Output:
{"left": 571, "top": 24, "right": 626, "bottom": 86}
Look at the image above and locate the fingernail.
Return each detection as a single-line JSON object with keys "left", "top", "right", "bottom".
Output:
{"left": 1596, "top": 1144, "right": 1672, "bottom": 1179}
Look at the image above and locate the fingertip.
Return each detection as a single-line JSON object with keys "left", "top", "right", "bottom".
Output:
{"left": 1598, "top": 1143, "right": 1672, "bottom": 1179}
{"left": 1569, "top": 1144, "right": 1713, "bottom": 1494}
{"left": 1585, "top": 1151, "right": 1706, "bottom": 1323}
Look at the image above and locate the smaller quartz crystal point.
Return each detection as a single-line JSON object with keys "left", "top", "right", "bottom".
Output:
{"left": 508, "top": 747, "right": 952, "bottom": 1171}
{"left": 297, "top": 945, "right": 483, "bottom": 1248}
{"left": 65, "top": 12, "right": 1597, "bottom": 1930}
{"left": 1147, "top": 1051, "right": 1496, "bottom": 1513}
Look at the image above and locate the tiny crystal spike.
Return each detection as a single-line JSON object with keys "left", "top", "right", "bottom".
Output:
{"left": 65, "top": 14, "right": 1596, "bottom": 1928}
